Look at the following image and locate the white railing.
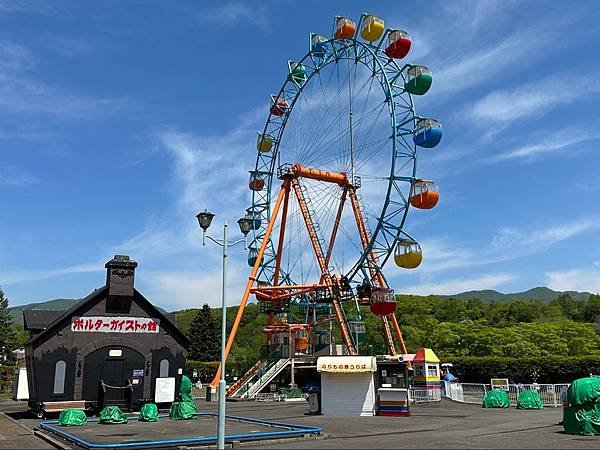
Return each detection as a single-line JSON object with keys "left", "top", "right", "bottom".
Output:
{"left": 243, "top": 358, "right": 291, "bottom": 399}
{"left": 441, "top": 381, "right": 570, "bottom": 407}
{"left": 254, "top": 392, "right": 284, "bottom": 402}
{"left": 409, "top": 388, "right": 442, "bottom": 403}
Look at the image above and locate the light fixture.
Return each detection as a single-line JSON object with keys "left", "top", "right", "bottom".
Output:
{"left": 237, "top": 215, "right": 253, "bottom": 236}
{"left": 196, "top": 210, "right": 215, "bottom": 231}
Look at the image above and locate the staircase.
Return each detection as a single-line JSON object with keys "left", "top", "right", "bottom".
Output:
{"left": 226, "top": 359, "right": 264, "bottom": 397}
{"left": 242, "top": 358, "right": 291, "bottom": 399}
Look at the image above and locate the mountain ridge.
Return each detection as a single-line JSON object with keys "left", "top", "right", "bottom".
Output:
{"left": 8, "top": 287, "right": 596, "bottom": 326}
{"left": 440, "top": 286, "right": 593, "bottom": 302}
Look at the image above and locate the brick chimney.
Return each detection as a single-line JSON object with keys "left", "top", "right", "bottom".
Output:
{"left": 105, "top": 255, "right": 138, "bottom": 297}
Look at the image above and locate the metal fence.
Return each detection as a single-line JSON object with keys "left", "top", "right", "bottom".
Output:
{"left": 409, "top": 388, "right": 442, "bottom": 403}
{"left": 442, "top": 381, "right": 570, "bottom": 407}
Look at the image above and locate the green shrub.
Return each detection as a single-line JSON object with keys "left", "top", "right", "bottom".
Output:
{"left": 445, "top": 356, "right": 600, "bottom": 383}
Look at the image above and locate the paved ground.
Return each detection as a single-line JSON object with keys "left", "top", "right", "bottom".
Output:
{"left": 2, "top": 398, "right": 599, "bottom": 449}
{"left": 0, "top": 409, "right": 54, "bottom": 449}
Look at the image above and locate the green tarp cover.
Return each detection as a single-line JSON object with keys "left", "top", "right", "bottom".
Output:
{"left": 563, "top": 377, "right": 600, "bottom": 436}
{"left": 169, "top": 401, "right": 197, "bottom": 420}
{"left": 98, "top": 406, "right": 128, "bottom": 424}
{"left": 482, "top": 389, "right": 510, "bottom": 408}
{"left": 567, "top": 377, "right": 600, "bottom": 406}
{"left": 138, "top": 403, "right": 159, "bottom": 422}
{"left": 517, "top": 390, "right": 543, "bottom": 409}
{"left": 58, "top": 408, "right": 87, "bottom": 426}
{"left": 180, "top": 375, "right": 194, "bottom": 403}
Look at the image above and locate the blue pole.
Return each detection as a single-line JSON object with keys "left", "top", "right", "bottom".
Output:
{"left": 218, "top": 221, "right": 228, "bottom": 450}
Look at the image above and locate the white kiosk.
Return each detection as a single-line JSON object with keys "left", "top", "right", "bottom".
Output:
{"left": 317, "top": 356, "right": 377, "bottom": 416}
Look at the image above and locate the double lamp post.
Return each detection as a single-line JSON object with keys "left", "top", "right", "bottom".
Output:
{"left": 196, "top": 209, "right": 253, "bottom": 450}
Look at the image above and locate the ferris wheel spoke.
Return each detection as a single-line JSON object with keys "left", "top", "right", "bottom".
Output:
{"left": 293, "top": 66, "right": 350, "bottom": 164}
{"left": 286, "top": 62, "right": 380, "bottom": 170}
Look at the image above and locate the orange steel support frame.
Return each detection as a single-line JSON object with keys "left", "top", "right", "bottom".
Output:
{"left": 290, "top": 177, "right": 357, "bottom": 355}
{"left": 272, "top": 179, "right": 291, "bottom": 287}
{"left": 210, "top": 178, "right": 290, "bottom": 387}
{"left": 348, "top": 187, "right": 407, "bottom": 356}
{"left": 325, "top": 186, "right": 348, "bottom": 267}
{"left": 210, "top": 164, "right": 408, "bottom": 386}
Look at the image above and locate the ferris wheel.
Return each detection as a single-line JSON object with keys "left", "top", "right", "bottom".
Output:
{"left": 215, "top": 13, "right": 441, "bottom": 388}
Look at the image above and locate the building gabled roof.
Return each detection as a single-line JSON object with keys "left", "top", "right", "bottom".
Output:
{"left": 23, "top": 310, "right": 66, "bottom": 332}
{"left": 24, "top": 285, "right": 189, "bottom": 350}
{"left": 413, "top": 347, "right": 440, "bottom": 363}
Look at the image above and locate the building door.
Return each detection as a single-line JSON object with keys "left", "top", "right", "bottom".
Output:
{"left": 102, "top": 359, "right": 125, "bottom": 402}
{"left": 83, "top": 346, "right": 145, "bottom": 406}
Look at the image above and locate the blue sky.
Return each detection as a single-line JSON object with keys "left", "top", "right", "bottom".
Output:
{"left": 1, "top": 0, "right": 600, "bottom": 311}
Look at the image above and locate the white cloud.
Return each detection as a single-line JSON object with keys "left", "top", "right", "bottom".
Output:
{"left": 143, "top": 265, "right": 248, "bottom": 310}
{"left": 489, "top": 219, "right": 600, "bottom": 254}
{"left": 0, "top": 40, "right": 127, "bottom": 118}
{"left": 401, "top": 273, "right": 515, "bottom": 296}
{"left": 0, "top": 166, "right": 38, "bottom": 186}
{"left": 0, "top": 72, "right": 128, "bottom": 118}
{"left": 492, "top": 128, "right": 600, "bottom": 162}
{"left": 433, "top": 25, "right": 552, "bottom": 97}
{"left": 546, "top": 263, "right": 600, "bottom": 294}
{"left": 399, "top": 216, "right": 600, "bottom": 276}
{"left": 109, "top": 226, "right": 199, "bottom": 262}
{"left": 0, "top": 41, "right": 34, "bottom": 72}
{"left": 156, "top": 126, "right": 253, "bottom": 217}
{"left": 42, "top": 34, "right": 95, "bottom": 57}
{"left": 0, "top": 262, "right": 103, "bottom": 285}
{"left": 468, "top": 74, "right": 600, "bottom": 124}
{"left": 197, "top": 2, "right": 269, "bottom": 31}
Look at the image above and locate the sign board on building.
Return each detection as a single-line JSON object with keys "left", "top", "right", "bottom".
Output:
{"left": 155, "top": 377, "right": 176, "bottom": 403}
{"left": 490, "top": 378, "right": 509, "bottom": 391}
{"left": 71, "top": 316, "right": 160, "bottom": 333}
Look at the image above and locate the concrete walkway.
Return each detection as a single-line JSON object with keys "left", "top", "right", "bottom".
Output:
{"left": 0, "top": 411, "right": 54, "bottom": 449}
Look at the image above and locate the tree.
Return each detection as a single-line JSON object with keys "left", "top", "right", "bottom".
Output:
{"left": 550, "top": 294, "right": 584, "bottom": 321}
{"left": 584, "top": 294, "right": 600, "bottom": 323}
{"left": 0, "top": 288, "right": 17, "bottom": 363}
{"left": 188, "top": 304, "right": 220, "bottom": 361}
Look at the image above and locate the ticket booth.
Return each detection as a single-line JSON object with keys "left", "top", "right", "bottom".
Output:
{"left": 375, "top": 356, "right": 410, "bottom": 416}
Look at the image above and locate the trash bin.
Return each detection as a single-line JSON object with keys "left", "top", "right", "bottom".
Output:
{"left": 205, "top": 385, "right": 212, "bottom": 402}
{"left": 307, "top": 393, "right": 320, "bottom": 415}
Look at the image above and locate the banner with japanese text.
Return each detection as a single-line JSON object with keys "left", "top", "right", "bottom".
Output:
{"left": 71, "top": 316, "right": 160, "bottom": 333}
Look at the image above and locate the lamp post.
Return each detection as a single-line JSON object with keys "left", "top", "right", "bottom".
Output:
{"left": 196, "top": 210, "right": 253, "bottom": 450}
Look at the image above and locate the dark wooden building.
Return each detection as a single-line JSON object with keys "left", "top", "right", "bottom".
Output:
{"left": 24, "top": 255, "right": 189, "bottom": 417}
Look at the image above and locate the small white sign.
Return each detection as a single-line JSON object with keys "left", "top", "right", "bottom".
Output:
{"left": 155, "top": 377, "right": 176, "bottom": 403}
{"left": 490, "top": 378, "right": 509, "bottom": 391}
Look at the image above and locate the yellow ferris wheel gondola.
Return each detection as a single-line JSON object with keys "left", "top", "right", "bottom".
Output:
{"left": 394, "top": 239, "right": 422, "bottom": 269}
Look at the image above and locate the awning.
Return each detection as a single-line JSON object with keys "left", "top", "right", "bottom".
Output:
{"left": 317, "top": 356, "right": 376, "bottom": 374}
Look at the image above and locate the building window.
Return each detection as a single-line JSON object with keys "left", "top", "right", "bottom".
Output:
{"left": 427, "top": 365, "right": 438, "bottom": 377}
{"left": 159, "top": 359, "right": 170, "bottom": 377}
{"left": 53, "top": 360, "right": 66, "bottom": 395}
{"left": 416, "top": 365, "right": 424, "bottom": 376}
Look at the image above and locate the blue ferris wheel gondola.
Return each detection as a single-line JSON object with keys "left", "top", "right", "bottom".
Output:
{"left": 413, "top": 118, "right": 443, "bottom": 148}
{"left": 310, "top": 34, "right": 330, "bottom": 58}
